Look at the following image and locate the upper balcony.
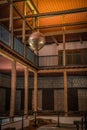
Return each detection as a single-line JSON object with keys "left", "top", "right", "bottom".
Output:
{"left": 39, "top": 51, "right": 87, "bottom": 69}
{"left": 0, "top": 24, "right": 38, "bottom": 69}
{"left": 0, "top": 23, "right": 87, "bottom": 70}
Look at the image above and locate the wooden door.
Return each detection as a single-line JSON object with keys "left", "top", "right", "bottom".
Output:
{"left": 28, "top": 89, "right": 32, "bottom": 110}
{"left": 5, "top": 88, "right": 11, "bottom": 112}
{"left": 68, "top": 88, "right": 78, "bottom": 111}
{"left": 42, "top": 88, "right": 54, "bottom": 110}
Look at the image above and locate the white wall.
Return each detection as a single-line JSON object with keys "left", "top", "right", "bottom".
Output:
{"left": 58, "top": 41, "right": 87, "bottom": 50}
{"left": 39, "top": 41, "right": 87, "bottom": 56}
{"left": 39, "top": 43, "right": 58, "bottom": 56}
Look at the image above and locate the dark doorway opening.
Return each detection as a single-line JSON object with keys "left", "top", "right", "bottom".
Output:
{"left": 68, "top": 88, "right": 78, "bottom": 111}
{"left": 42, "top": 88, "right": 54, "bottom": 110}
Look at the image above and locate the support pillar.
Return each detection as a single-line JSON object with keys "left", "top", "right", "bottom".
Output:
{"left": 22, "top": 1, "right": 26, "bottom": 58}
{"left": 64, "top": 70, "right": 68, "bottom": 114}
{"left": 24, "top": 67, "right": 29, "bottom": 117}
{"left": 10, "top": 60, "right": 16, "bottom": 118}
{"left": 62, "top": 15, "right": 68, "bottom": 114}
{"left": 9, "top": 0, "right": 13, "bottom": 49}
{"left": 62, "top": 16, "right": 66, "bottom": 66}
{"left": 63, "top": 31, "right": 66, "bottom": 66}
{"left": 33, "top": 72, "right": 38, "bottom": 112}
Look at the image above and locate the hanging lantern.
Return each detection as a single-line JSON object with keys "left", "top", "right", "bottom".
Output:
{"left": 28, "top": 31, "right": 45, "bottom": 51}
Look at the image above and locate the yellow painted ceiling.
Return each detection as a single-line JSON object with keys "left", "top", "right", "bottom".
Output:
{"left": 0, "top": 0, "right": 87, "bottom": 42}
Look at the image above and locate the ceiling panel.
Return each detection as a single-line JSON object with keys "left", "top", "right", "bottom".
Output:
{"left": 0, "top": 0, "right": 87, "bottom": 43}
{"left": 33, "top": 0, "right": 87, "bottom": 13}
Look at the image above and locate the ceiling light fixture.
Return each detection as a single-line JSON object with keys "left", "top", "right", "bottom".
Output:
{"left": 28, "top": 31, "right": 45, "bottom": 51}
{"left": 28, "top": 0, "right": 45, "bottom": 52}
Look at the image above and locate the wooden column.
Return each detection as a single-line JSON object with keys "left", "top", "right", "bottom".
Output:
{"left": 32, "top": 10, "right": 36, "bottom": 30}
{"left": 24, "top": 67, "right": 29, "bottom": 117}
{"left": 33, "top": 72, "right": 38, "bottom": 112}
{"left": 64, "top": 70, "right": 68, "bottom": 114}
{"left": 63, "top": 30, "right": 66, "bottom": 66}
{"left": 62, "top": 16, "right": 66, "bottom": 66}
{"left": 22, "top": 1, "right": 26, "bottom": 58}
{"left": 62, "top": 16, "right": 68, "bottom": 114}
{"left": 10, "top": 60, "right": 16, "bottom": 118}
{"left": 9, "top": 0, "right": 13, "bottom": 49}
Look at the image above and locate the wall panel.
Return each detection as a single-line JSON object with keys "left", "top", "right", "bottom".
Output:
{"left": 54, "top": 89, "right": 64, "bottom": 111}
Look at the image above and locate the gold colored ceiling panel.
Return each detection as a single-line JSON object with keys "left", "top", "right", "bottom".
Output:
{"left": 65, "top": 12, "right": 87, "bottom": 23}
{"left": 32, "top": 0, "right": 87, "bottom": 36}
{"left": 39, "top": 16, "right": 62, "bottom": 26}
{"left": 0, "top": 0, "right": 87, "bottom": 42}
{"left": 38, "top": 12, "right": 87, "bottom": 27}
{"left": 33, "top": 0, "right": 87, "bottom": 13}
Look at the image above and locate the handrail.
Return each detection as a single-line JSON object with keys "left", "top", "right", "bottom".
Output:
{"left": 28, "top": 110, "right": 87, "bottom": 128}
{"left": 0, "top": 113, "right": 28, "bottom": 130}
{"left": 0, "top": 111, "right": 87, "bottom": 130}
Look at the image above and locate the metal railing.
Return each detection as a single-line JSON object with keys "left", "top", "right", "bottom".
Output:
{"left": 0, "top": 24, "right": 10, "bottom": 47}
{"left": 66, "top": 52, "right": 87, "bottom": 66}
{"left": 36, "top": 110, "right": 87, "bottom": 130}
{"left": 39, "top": 55, "right": 59, "bottom": 67}
{"left": 39, "top": 52, "right": 87, "bottom": 68}
{"left": 0, "top": 113, "right": 29, "bottom": 130}
{"left": 0, "top": 23, "right": 38, "bottom": 67}
{"left": 0, "top": 110, "right": 87, "bottom": 130}
{"left": 14, "top": 37, "right": 24, "bottom": 57}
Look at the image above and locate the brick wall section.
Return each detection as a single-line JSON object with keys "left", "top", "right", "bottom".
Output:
{"left": 38, "top": 77, "right": 64, "bottom": 88}
{"left": 67, "top": 76, "right": 87, "bottom": 88}
{"left": 16, "top": 77, "right": 34, "bottom": 88}
{"left": 16, "top": 76, "right": 87, "bottom": 89}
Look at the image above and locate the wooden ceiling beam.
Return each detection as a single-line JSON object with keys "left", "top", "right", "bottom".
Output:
{"left": 25, "top": 7, "right": 87, "bottom": 18}
{"left": 0, "top": 0, "right": 27, "bottom": 5}
{"left": 14, "top": 21, "right": 87, "bottom": 32}
{"left": 38, "top": 68, "right": 87, "bottom": 74}
{"left": 26, "top": 0, "right": 39, "bottom": 14}
{"left": 44, "top": 28, "right": 87, "bottom": 36}
{"left": 26, "top": 2, "right": 33, "bottom": 13}
{"left": 13, "top": 5, "right": 33, "bottom": 30}
{"left": 16, "top": 28, "right": 87, "bottom": 38}
{"left": 36, "top": 21, "right": 87, "bottom": 29}
{"left": 0, "top": 16, "right": 21, "bottom": 22}
{"left": 12, "top": 0, "right": 27, "bottom": 2}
